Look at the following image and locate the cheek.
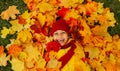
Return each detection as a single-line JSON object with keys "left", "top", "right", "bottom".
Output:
{"left": 63, "top": 35, "right": 68, "bottom": 40}
{"left": 53, "top": 36, "right": 58, "bottom": 40}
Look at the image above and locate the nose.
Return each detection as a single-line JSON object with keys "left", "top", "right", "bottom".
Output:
{"left": 58, "top": 33, "right": 63, "bottom": 38}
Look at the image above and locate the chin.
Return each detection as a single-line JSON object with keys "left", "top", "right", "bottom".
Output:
{"left": 60, "top": 43, "right": 65, "bottom": 46}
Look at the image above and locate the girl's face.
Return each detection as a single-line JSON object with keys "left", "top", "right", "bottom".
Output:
{"left": 53, "top": 30, "right": 69, "bottom": 46}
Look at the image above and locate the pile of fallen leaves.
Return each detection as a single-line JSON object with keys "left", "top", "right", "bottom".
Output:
{"left": 0, "top": 0, "right": 120, "bottom": 71}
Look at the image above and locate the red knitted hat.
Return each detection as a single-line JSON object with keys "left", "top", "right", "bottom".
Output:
{"left": 51, "top": 19, "right": 70, "bottom": 36}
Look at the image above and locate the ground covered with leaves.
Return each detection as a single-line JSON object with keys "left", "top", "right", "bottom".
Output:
{"left": 0, "top": 0, "right": 120, "bottom": 71}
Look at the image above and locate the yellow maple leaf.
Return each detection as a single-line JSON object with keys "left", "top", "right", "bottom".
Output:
{"left": 91, "top": 25, "right": 112, "bottom": 42}
{"left": 115, "top": 40, "right": 120, "bottom": 50}
{"left": 37, "top": 2, "right": 54, "bottom": 13}
{"left": 18, "top": 52, "right": 28, "bottom": 61}
{"left": 64, "top": 9, "right": 79, "bottom": 20}
{"left": 16, "top": 29, "right": 32, "bottom": 44}
{"left": 77, "top": 4, "right": 86, "bottom": 16}
{"left": 24, "top": 44, "right": 40, "bottom": 61}
{"left": 84, "top": 46, "right": 100, "bottom": 59}
{"left": 11, "top": 58, "right": 24, "bottom": 71}
{"left": 59, "top": 0, "right": 83, "bottom": 8}
{"left": 10, "top": 20, "right": 24, "bottom": 33}
{"left": 105, "top": 9, "right": 116, "bottom": 27}
{"left": 37, "top": 13, "right": 46, "bottom": 27}
{"left": 87, "top": 12, "right": 99, "bottom": 26}
{"left": 78, "top": 19, "right": 92, "bottom": 44}
{"left": 90, "top": 35, "right": 104, "bottom": 47}
{"left": 59, "top": 0, "right": 70, "bottom": 8}
{"left": 1, "top": 27, "right": 10, "bottom": 38}
{"left": 37, "top": 58, "right": 46, "bottom": 69}
{"left": 96, "top": 65, "right": 105, "bottom": 71}
{"left": 46, "top": 13, "right": 54, "bottom": 26}
{"left": 97, "top": 3, "right": 104, "bottom": 14}
{"left": 1, "top": 5, "right": 20, "bottom": 20}
{"left": 21, "top": 10, "right": 32, "bottom": 24}
{"left": 96, "top": 8, "right": 116, "bottom": 34}
{"left": 85, "top": 1, "right": 98, "bottom": 15}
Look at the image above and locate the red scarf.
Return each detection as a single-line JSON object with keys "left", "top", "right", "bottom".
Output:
{"left": 58, "top": 40, "right": 76, "bottom": 69}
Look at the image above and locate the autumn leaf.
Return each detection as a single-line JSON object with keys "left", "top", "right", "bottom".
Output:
{"left": 18, "top": 16, "right": 27, "bottom": 24}
{"left": 37, "top": 2, "right": 54, "bottom": 13}
{"left": 9, "top": 19, "right": 24, "bottom": 33}
{"left": 78, "top": 19, "right": 92, "bottom": 44}
{"left": 10, "top": 58, "right": 24, "bottom": 71}
{"left": 91, "top": 25, "right": 113, "bottom": 42}
{"left": 1, "top": 5, "right": 20, "bottom": 20}
{"left": 16, "top": 29, "right": 32, "bottom": 44}
{"left": 45, "top": 13, "right": 54, "bottom": 26}
{"left": 84, "top": 45, "right": 100, "bottom": 59}
{"left": 0, "top": 46, "right": 9, "bottom": 66}
{"left": 59, "top": 0, "right": 84, "bottom": 8}
{"left": 86, "top": 12, "right": 99, "bottom": 26}
{"left": 64, "top": 9, "right": 79, "bottom": 20}
{"left": 102, "top": 61, "right": 117, "bottom": 71}
{"left": 32, "top": 33, "right": 46, "bottom": 43}
{"left": 0, "top": 54, "right": 10, "bottom": 66}
{"left": 98, "top": 8, "right": 116, "bottom": 27}
{"left": 24, "top": 44, "right": 41, "bottom": 61}
{"left": 18, "top": 52, "right": 27, "bottom": 61}
{"left": 7, "top": 44, "right": 22, "bottom": 57}
{"left": 48, "top": 0, "right": 59, "bottom": 4}
{"left": 90, "top": 35, "right": 104, "bottom": 47}
{"left": 97, "top": 3, "right": 104, "bottom": 14}
{"left": 67, "top": 18, "right": 78, "bottom": 27}
{"left": 37, "top": 13, "right": 46, "bottom": 27}
{"left": 57, "top": 6, "right": 69, "bottom": 18}
{"left": 85, "top": 1, "right": 98, "bottom": 16}
{"left": 0, "top": 46, "right": 4, "bottom": 55}
{"left": 1, "top": 27, "right": 10, "bottom": 38}
{"left": 59, "top": 0, "right": 70, "bottom": 8}
{"left": 21, "top": 10, "right": 31, "bottom": 25}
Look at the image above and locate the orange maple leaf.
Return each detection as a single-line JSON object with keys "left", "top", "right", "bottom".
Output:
{"left": 1, "top": 5, "right": 20, "bottom": 20}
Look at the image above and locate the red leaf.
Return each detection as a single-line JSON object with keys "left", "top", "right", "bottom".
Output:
{"left": 67, "top": 18, "right": 78, "bottom": 27}
{"left": 57, "top": 6, "right": 69, "bottom": 17}
{"left": 30, "top": 24, "right": 41, "bottom": 33}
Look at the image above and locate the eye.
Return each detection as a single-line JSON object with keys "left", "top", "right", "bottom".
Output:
{"left": 61, "top": 31, "right": 66, "bottom": 34}
{"left": 54, "top": 32, "right": 58, "bottom": 35}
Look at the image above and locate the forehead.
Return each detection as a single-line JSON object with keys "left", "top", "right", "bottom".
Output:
{"left": 54, "top": 30, "right": 66, "bottom": 33}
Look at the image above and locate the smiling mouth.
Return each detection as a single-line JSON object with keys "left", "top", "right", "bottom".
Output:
{"left": 57, "top": 39, "right": 64, "bottom": 44}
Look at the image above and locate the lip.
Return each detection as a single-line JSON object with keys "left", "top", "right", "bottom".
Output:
{"left": 57, "top": 39, "right": 65, "bottom": 44}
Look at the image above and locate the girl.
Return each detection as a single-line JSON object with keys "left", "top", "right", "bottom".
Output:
{"left": 45, "top": 18, "right": 90, "bottom": 71}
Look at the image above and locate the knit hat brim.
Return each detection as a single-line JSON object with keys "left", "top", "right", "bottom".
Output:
{"left": 51, "top": 19, "right": 70, "bottom": 36}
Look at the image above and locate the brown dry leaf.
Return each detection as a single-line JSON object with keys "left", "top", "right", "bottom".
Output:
{"left": 1, "top": 5, "right": 20, "bottom": 20}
